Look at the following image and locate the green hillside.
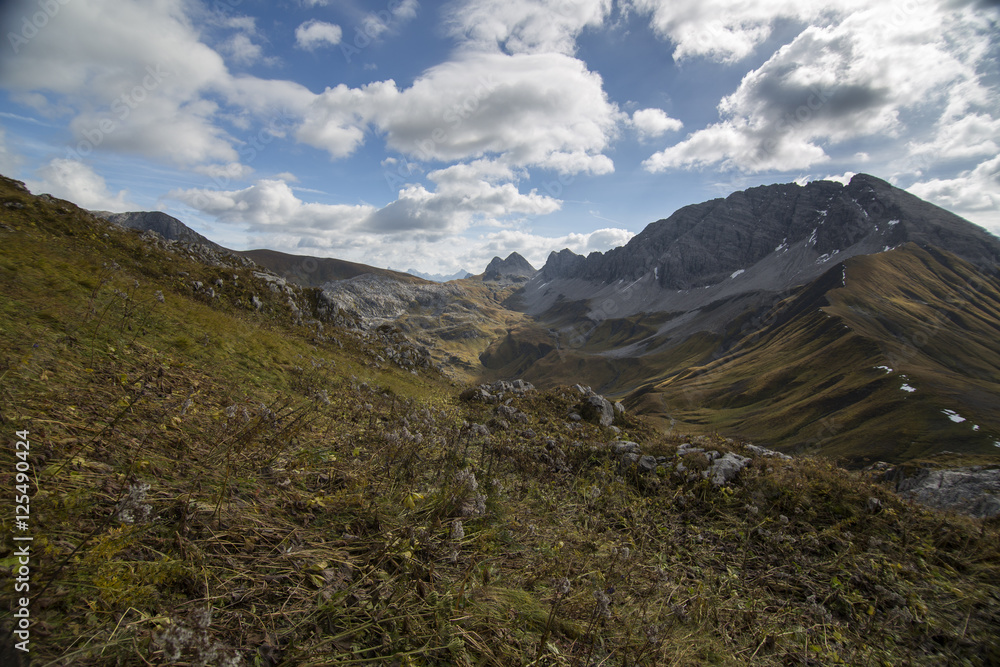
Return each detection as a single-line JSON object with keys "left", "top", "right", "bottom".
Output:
{"left": 637, "top": 245, "right": 1000, "bottom": 463}
{"left": 1, "top": 176, "right": 999, "bottom": 666}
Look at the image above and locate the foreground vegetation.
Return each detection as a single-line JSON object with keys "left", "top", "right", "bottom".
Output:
{"left": 1, "top": 177, "right": 998, "bottom": 666}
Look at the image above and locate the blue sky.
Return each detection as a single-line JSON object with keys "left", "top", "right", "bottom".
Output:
{"left": 0, "top": 0, "right": 997, "bottom": 276}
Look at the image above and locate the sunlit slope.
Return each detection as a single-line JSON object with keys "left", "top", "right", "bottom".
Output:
{"left": 635, "top": 244, "right": 1000, "bottom": 462}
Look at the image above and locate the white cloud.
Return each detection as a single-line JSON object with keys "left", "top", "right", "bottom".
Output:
{"left": 369, "top": 159, "right": 561, "bottom": 234}
{"left": 907, "top": 113, "right": 1000, "bottom": 164}
{"left": 169, "top": 179, "right": 375, "bottom": 234}
{"left": 3, "top": 0, "right": 313, "bottom": 171}
{"left": 908, "top": 156, "right": 1000, "bottom": 232}
{"left": 643, "top": 3, "right": 997, "bottom": 174}
{"left": 630, "top": 108, "right": 682, "bottom": 139}
{"left": 27, "top": 159, "right": 133, "bottom": 211}
{"left": 169, "top": 160, "right": 561, "bottom": 241}
{"left": 356, "top": 0, "right": 420, "bottom": 40}
{"left": 295, "top": 20, "right": 343, "bottom": 51}
{"left": 276, "top": 224, "right": 633, "bottom": 277}
{"left": 630, "top": 0, "right": 865, "bottom": 63}
{"left": 445, "top": 0, "right": 611, "bottom": 54}
{"left": 298, "top": 51, "right": 621, "bottom": 175}
{"left": 221, "top": 33, "right": 264, "bottom": 66}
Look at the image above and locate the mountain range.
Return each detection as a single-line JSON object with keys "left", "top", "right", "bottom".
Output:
{"left": 88, "top": 173, "right": 1000, "bottom": 463}
{"left": 3, "top": 173, "right": 999, "bottom": 666}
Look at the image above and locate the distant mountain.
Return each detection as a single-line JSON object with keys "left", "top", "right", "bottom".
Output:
{"left": 483, "top": 252, "right": 536, "bottom": 281}
{"left": 525, "top": 173, "right": 1000, "bottom": 316}
{"left": 491, "top": 174, "right": 1000, "bottom": 461}
{"left": 239, "top": 248, "right": 426, "bottom": 288}
{"left": 407, "top": 268, "right": 472, "bottom": 282}
{"left": 94, "top": 210, "right": 223, "bottom": 250}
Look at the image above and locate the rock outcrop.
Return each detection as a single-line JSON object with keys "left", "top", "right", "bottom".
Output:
{"left": 895, "top": 467, "right": 1000, "bottom": 518}
{"left": 94, "top": 210, "right": 223, "bottom": 250}
{"left": 483, "top": 252, "right": 537, "bottom": 281}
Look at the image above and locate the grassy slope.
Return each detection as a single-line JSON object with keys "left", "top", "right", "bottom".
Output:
{"left": 1, "top": 178, "right": 999, "bottom": 666}
{"left": 638, "top": 245, "right": 1000, "bottom": 463}
{"left": 393, "top": 277, "right": 534, "bottom": 384}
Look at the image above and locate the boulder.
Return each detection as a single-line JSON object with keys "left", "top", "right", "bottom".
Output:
{"left": 895, "top": 467, "right": 1000, "bottom": 519}
{"left": 579, "top": 394, "right": 615, "bottom": 427}
{"left": 704, "top": 452, "right": 751, "bottom": 486}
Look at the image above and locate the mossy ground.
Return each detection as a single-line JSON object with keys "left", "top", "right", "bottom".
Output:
{"left": 1, "top": 178, "right": 999, "bottom": 666}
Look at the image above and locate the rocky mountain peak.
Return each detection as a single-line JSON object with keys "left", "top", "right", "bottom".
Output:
{"left": 534, "top": 173, "right": 1000, "bottom": 290}
{"left": 93, "top": 210, "right": 222, "bottom": 250}
{"left": 483, "top": 252, "right": 536, "bottom": 281}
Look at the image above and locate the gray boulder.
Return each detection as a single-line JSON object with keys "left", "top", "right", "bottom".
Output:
{"left": 704, "top": 452, "right": 751, "bottom": 486}
{"left": 579, "top": 394, "right": 615, "bottom": 427}
{"left": 895, "top": 467, "right": 1000, "bottom": 519}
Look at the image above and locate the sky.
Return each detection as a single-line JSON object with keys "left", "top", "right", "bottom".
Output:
{"left": 0, "top": 0, "right": 997, "bottom": 276}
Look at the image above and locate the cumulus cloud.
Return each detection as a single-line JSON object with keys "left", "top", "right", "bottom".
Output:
{"left": 298, "top": 51, "right": 621, "bottom": 174}
{"left": 368, "top": 159, "right": 561, "bottom": 234}
{"left": 445, "top": 0, "right": 611, "bottom": 54}
{"left": 642, "top": 2, "right": 997, "bottom": 174}
{"left": 170, "top": 160, "right": 561, "bottom": 242}
{"left": 295, "top": 20, "right": 343, "bottom": 51}
{"left": 630, "top": 108, "right": 682, "bottom": 139}
{"left": 2, "top": 0, "right": 312, "bottom": 170}
{"left": 354, "top": 0, "right": 420, "bottom": 40}
{"left": 27, "top": 159, "right": 133, "bottom": 211}
{"left": 220, "top": 33, "right": 264, "bottom": 66}
{"left": 630, "top": 0, "right": 864, "bottom": 63}
{"left": 908, "top": 156, "right": 1000, "bottom": 232}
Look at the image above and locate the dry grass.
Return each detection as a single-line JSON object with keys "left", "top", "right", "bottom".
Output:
{"left": 1, "top": 176, "right": 999, "bottom": 666}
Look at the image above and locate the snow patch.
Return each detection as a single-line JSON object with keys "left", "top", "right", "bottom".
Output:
{"left": 808, "top": 228, "right": 818, "bottom": 246}
{"left": 942, "top": 409, "right": 966, "bottom": 423}
{"left": 875, "top": 366, "right": 893, "bottom": 373}
{"left": 816, "top": 249, "right": 840, "bottom": 264}
{"left": 901, "top": 383, "right": 916, "bottom": 393}
{"left": 730, "top": 269, "right": 745, "bottom": 279}
{"left": 654, "top": 267, "right": 659, "bottom": 281}
{"left": 774, "top": 238, "right": 788, "bottom": 253}
{"left": 887, "top": 219, "right": 900, "bottom": 227}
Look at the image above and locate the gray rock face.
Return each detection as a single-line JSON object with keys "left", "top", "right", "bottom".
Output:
{"left": 535, "top": 174, "right": 1000, "bottom": 290}
{"left": 460, "top": 379, "right": 535, "bottom": 403}
{"left": 483, "top": 252, "right": 537, "bottom": 281}
{"left": 895, "top": 467, "right": 1000, "bottom": 518}
{"left": 95, "top": 210, "right": 223, "bottom": 250}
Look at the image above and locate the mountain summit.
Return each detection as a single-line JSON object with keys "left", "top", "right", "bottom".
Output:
{"left": 483, "top": 251, "right": 537, "bottom": 281}
{"left": 526, "top": 173, "right": 1000, "bottom": 318}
